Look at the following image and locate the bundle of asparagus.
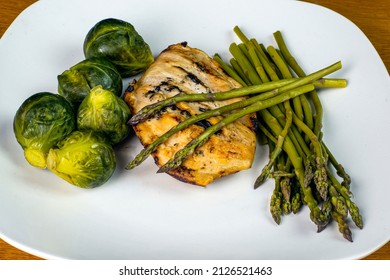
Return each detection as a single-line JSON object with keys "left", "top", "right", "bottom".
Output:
{"left": 126, "top": 27, "right": 362, "bottom": 241}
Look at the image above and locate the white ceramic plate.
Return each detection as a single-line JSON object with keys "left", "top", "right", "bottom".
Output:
{"left": 0, "top": 0, "right": 389, "bottom": 260}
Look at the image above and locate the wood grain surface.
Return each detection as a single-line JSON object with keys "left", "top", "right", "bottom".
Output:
{"left": 0, "top": 0, "right": 389, "bottom": 260}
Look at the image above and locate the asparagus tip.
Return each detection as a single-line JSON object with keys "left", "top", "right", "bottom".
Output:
{"left": 157, "top": 162, "right": 178, "bottom": 173}
{"left": 125, "top": 164, "right": 133, "bottom": 170}
{"left": 343, "top": 229, "right": 353, "bottom": 242}
{"left": 254, "top": 175, "right": 267, "bottom": 189}
{"left": 317, "top": 223, "right": 328, "bottom": 233}
{"left": 156, "top": 166, "right": 166, "bottom": 173}
{"left": 125, "top": 159, "right": 137, "bottom": 170}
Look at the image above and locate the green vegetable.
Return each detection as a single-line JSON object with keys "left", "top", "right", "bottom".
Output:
{"left": 129, "top": 77, "right": 345, "bottom": 125}
{"left": 47, "top": 130, "right": 116, "bottom": 188}
{"left": 57, "top": 57, "right": 123, "bottom": 107}
{"left": 225, "top": 26, "right": 361, "bottom": 241}
{"left": 77, "top": 86, "right": 131, "bottom": 145}
{"left": 13, "top": 92, "right": 76, "bottom": 168}
{"left": 83, "top": 18, "right": 154, "bottom": 77}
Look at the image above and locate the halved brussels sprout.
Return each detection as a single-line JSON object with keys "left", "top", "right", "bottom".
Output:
{"left": 58, "top": 57, "right": 122, "bottom": 106}
{"left": 77, "top": 86, "right": 131, "bottom": 145}
{"left": 83, "top": 18, "right": 154, "bottom": 77}
{"left": 47, "top": 130, "right": 116, "bottom": 188}
{"left": 13, "top": 92, "right": 76, "bottom": 168}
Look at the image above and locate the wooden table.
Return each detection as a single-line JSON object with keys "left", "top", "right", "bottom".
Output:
{"left": 0, "top": 0, "right": 389, "bottom": 260}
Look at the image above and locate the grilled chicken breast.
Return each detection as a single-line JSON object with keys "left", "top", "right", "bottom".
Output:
{"left": 124, "top": 42, "right": 257, "bottom": 186}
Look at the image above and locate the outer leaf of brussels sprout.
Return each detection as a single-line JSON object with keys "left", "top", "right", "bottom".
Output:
{"left": 58, "top": 57, "right": 123, "bottom": 107}
{"left": 47, "top": 130, "right": 116, "bottom": 188}
{"left": 13, "top": 92, "right": 76, "bottom": 168}
{"left": 72, "top": 57, "right": 123, "bottom": 96}
{"left": 58, "top": 69, "right": 91, "bottom": 104}
{"left": 77, "top": 86, "right": 131, "bottom": 145}
{"left": 83, "top": 18, "right": 154, "bottom": 77}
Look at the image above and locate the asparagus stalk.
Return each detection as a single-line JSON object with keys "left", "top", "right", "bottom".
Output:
{"left": 279, "top": 156, "right": 293, "bottom": 215}
{"left": 233, "top": 25, "right": 250, "bottom": 43}
{"left": 127, "top": 83, "right": 312, "bottom": 170}
{"left": 213, "top": 54, "right": 248, "bottom": 86}
{"left": 322, "top": 141, "right": 351, "bottom": 188}
{"left": 269, "top": 144, "right": 283, "bottom": 224}
{"left": 291, "top": 110, "right": 329, "bottom": 201}
{"left": 157, "top": 84, "right": 315, "bottom": 173}
{"left": 230, "top": 42, "right": 263, "bottom": 85}
{"left": 273, "top": 30, "right": 325, "bottom": 137}
{"left": 129, "top": 79, "right": 294, "bottom": 125}
{"left": 251, "top": 39, "right": 280, "bottom": 81}
{"left": 127, "top": 77, "right": 315, "bottom": 169}
{"left": 254, "top": 100, "right": 293, "bottom": 188}
{"left": 129, "top": 78, "right": 345, "bottom": 125}
{"left": 230, "top": 58, "right": 251, "bottom": 85}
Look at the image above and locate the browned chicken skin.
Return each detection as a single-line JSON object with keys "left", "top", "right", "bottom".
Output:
{"left": 124, "top": 42, "right": 257, "bottom": 186}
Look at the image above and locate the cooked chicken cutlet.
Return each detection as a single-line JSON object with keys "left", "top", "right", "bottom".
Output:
{"left": 124, "top": 42, "right": 257, "bottom": 186}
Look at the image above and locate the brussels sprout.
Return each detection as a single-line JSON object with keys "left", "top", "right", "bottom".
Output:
{"left": 77, "top": 86, "right": 131, "bottom": 145}
{"left": 47, "top": 130, "right": 116, "bottom": 188}
{"left": 57, "top": 57, "right": 123, "bottom": 106}
{"left": 83, "top": 18, "right": 154, "bottom": 77}
{"left": 13, "top": 92, "right": 76, "bottom": 168}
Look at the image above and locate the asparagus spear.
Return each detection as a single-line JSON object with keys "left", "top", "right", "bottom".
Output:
{"left": 291, "top": 110, "right": 329, "bottom": 201}
{"left": 332, "top": 210, "right": 353, "bottom": 242}
{"left": 230, "top": 42, "right": 263, "bottom": 85}
{"left": 129, "top": 79, "right": 294, "bottom": 125}
{"left": 318, "top": 199, "right": 332, "bottom": 232}
{"left": 154, "top": 58, "right": 341, "bottom": 174}
{"left": 129, "top": 78, "right": 345, "bottom": 125}
{"left": 322, "top": 141, "right": 351, "bottom": 188}
{"left": 213, "top": 53, "right": 248, "bottom": 86}
{"left": 327, "top": 169, "right": 363, "bottom": 229}
{"left": 254, "top": 100, "right": 293, "bottom": 188}
{"left": 270, "top": 177, "right": 283, "bottom": 225}
{"left": 157, "top": 84, "right": 315, "bottom": 173}
{"left": 127, "top": 82, "right": 312, "bottom": 170}
{"left": 268, "top": 144, "right": 283, "bottom": 224}
{"left": 274, "top": 30, "right": 325, "bottom": 137}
